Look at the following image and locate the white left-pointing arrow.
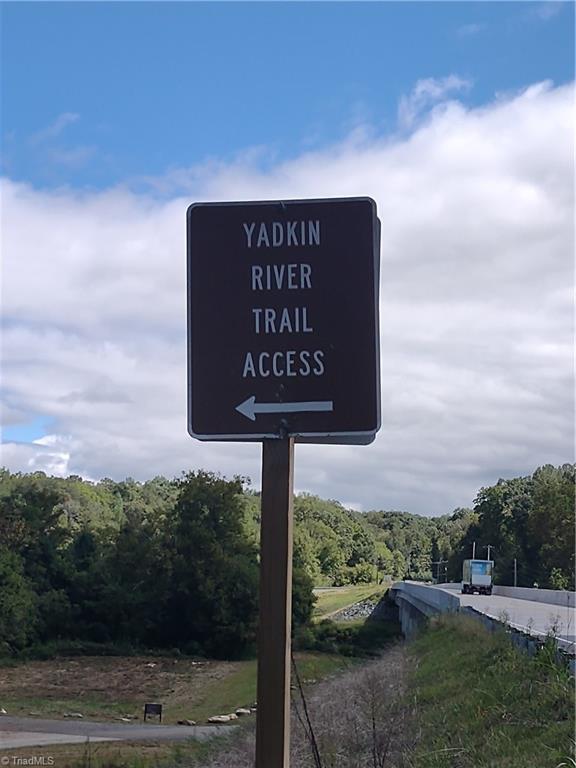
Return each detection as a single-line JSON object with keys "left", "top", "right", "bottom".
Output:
{"left": 235, "top": 396, "right": 334, "bottom": 422}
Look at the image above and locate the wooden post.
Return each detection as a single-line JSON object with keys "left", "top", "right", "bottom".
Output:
{"left": 255, "top": 438, "right": 294, "bottom": 768}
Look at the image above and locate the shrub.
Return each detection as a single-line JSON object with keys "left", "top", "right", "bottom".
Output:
{"left": 293, "top": 618, "right": 401, "bottom": 656}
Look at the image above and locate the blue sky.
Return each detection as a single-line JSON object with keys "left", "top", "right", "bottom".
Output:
{"left": 2, "top": 2, "right": 574, "bottom": 190}
{"left": 1, "top": 2, "right": 574, "bottom": 513}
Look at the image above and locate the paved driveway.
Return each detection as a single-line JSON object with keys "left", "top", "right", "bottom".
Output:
{"left": 0, "top": 716, "right": 233, "bottom": 750}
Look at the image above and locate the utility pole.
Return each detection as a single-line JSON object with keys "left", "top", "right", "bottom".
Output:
{"left": 472, "top": 541, "right": 476, "bottom": 559}
{"left": 485, "top": 544, "right": 494, "bottom": 560}
{"left": 514, "top": 558, "right": 517, "bottom": 587}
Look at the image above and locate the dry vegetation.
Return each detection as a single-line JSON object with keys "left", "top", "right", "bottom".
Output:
{"left": 0, "top": 652, "right": 352, "bottom": 729}
{"left": 2, "top": 617, "right": 572, "bottom": 768}
{"left": 195, "top": 643, "right": 410, "bottom": 768}
{"left": 0, "top": 655, "right": 238, "bottom": 722}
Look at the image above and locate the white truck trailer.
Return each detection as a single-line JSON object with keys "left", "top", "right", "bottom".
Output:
{"left": 461, "top": 559, "right": 493, "bottom": 595}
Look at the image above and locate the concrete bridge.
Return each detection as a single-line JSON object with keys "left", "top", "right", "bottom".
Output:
{"left": 390, "top": 581, "right": 575, "bottom": 667}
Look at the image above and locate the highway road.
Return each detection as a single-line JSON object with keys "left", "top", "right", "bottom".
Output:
{"left": 0, "top": 715, "right": 232, "bottom": 750}
{"left": 437, "top": 586, "right": 575, "bottom": 649}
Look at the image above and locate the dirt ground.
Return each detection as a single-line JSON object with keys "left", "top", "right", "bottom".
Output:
{"left": 0, "top": 656, "right": 237, "bottom": 721}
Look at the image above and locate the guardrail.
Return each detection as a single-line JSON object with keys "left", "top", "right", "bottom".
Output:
{"left": 390, "top": 580, "right": 575, "bottom": 673}
{"left": 493, "top": 585, "right": 575, "bottom": 609}
{"left": 462, "top": 605, "right": 575, "bottom": 674}
{"left": 401, "top": 582, "right": 575, "bottom": 608}
{"left": 392, "top": 581, "right": 460, "bottom": 612}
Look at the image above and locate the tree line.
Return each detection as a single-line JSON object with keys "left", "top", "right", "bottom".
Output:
{"left": 363, "top": 464, "right": 574, "bottom": 589}
{"left": 0, "top": 470, "right": 303, "bottom": 659}
{"left": 0, "top": 463, "right": 573, "bottom": 659}
{"left": 445, "top": 464, "right": 574, "bottom": 589}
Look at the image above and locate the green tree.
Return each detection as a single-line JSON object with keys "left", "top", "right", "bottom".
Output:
{"left": 0, "top": 548, "right": 37, "bottom": 651}
{"left": 449, "top": 465, "right": 574, "bottom": 589}
{"left": 529, "top": 464, "right": 575, "bottom": 589}
{"left": 292, "top": 564, "right": 316, "bottom": 627}
{"left": 163, "top": 471, "right": 259, "bottom": 658}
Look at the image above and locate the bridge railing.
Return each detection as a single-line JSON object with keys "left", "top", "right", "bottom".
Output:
{"left": 493, "top": 585, "right": 575, "bottom": 609}
{"left": 392, "top": 580, "right": 460, "bottom": 613}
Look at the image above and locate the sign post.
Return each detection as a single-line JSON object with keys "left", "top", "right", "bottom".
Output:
{"left": 255, "top": 438, "right": 294, "bottom": 768}
{"left": 187, "top": 197, "right": 380, "bottom": 767}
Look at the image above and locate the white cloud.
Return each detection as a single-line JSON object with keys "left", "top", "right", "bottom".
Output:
{"left": 30, "top": 112, "right": 80, "bottom": 144}
{"left": 47, "top": 145, "right": 96, "bottom": 169}
{"left": 532, "top": 2, "right": 563, "bottom": 21}
{"left": 1, "top": 80, "right": 574, "bottom": 514}
{"left": 456, "top": 23, "right": 487, "bottom": 38}
{"left": 0, "top": 437, "right": 71, "bottom": 477}
{"left": 397, "top": 75, "right": 472, "bottom": 130}
{"left": 24, "top": 113, "right": 97, "bottom": 172}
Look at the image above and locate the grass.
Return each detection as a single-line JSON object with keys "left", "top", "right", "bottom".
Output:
{"left": 0, "top": 740, "right": 207, "bottom": 768}
{"left": 312, "top": 582, "right": 387, "bottom": 620}
{"left": 2, "top": 695, "right": 137, "bottom": 719}
{"left": 407, "top": 613, "right": 575, "bottom": 768}
{"left": 0, "top": 652, "right": 352, "bottom": 768}
{"left": 8, "top": 612, "right": 570, "bottom": 768}
{"left": 165, "top": 652, "right": 349, "bottom": 723}
{"left": 0, "top": 655, "right": 238, "bottom": 724}
{"left": 296, "top": 616, "right": 402, "bottom": 656}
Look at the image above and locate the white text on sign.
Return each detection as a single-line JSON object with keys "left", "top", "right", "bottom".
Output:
{"left": 241, "top": 219, "right": 326, "bottom": 380}
{"left": 243, "top": 220, "right": 320, "bottom": 248}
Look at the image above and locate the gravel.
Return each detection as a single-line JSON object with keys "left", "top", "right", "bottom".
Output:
{"left": 329, "top": 598, "right": 379, "bottom": 622}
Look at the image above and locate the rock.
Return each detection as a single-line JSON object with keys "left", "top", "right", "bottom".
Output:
{"left": 330, "top": 599, "right": 378, "bottom": 622}
{"left": 28, "top": 711, "right": 42, "bottom": 716}
{"left": 227, "top": 713, "right": 239, "bottom": 720}
{"left": 208, "top": 715, "right": 231, "bottom": 723}
{"left": 235, "top": 708, "right": 252, "bottom": 716}
{"left": 250, "top": 707, "right": 257, "bottom": 713}
{"left": 0, "top": 708, "right": 7, "bottom": 715}
{"left": 144, "top": 662, "right": 157, "bottom": 668}
{"left": 116, "top": 717, "right": 132, "bottom": 722}
{"left": 64, "top": 712, "right": 84, "bottom": 718}
{"left": 177, "top": 719, "right": 196, "bottom": 726}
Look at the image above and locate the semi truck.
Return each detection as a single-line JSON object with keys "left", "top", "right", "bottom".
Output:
{"left": 461, "top": 559, "right": 493, "bottom": 595}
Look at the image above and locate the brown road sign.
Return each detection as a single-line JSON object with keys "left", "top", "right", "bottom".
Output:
{"left": 187, "top": 196, "right": 381, "bottom": 444}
